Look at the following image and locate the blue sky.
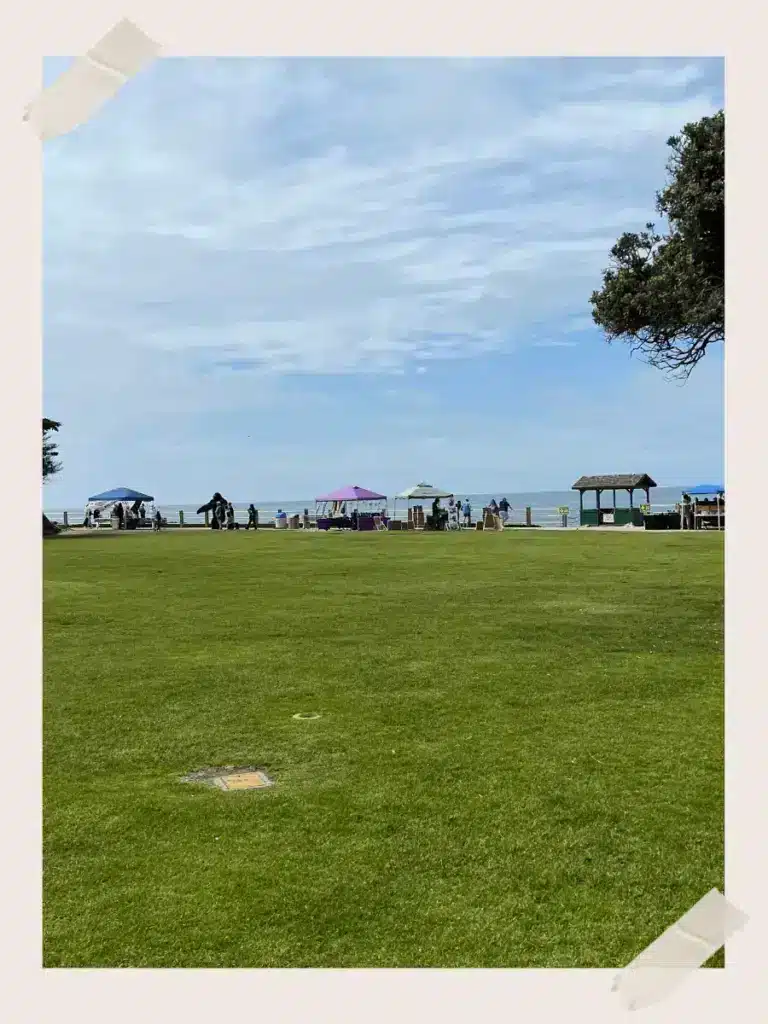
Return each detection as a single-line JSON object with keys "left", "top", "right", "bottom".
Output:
{"left": 43, "top": 57, "right": 724, "bottom": 506}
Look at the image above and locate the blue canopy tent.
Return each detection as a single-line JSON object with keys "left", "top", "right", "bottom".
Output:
{"left": 681, "top": 484, "right": 724, "bottom": 530}
{"left": 86, "top": 487, "right": 155, "bottom": 529}
{"left": 88, "top": 487, "right": 154, "bottom": 502}
{"left": 685, "top": 484, "right": 724, "bottom": 496}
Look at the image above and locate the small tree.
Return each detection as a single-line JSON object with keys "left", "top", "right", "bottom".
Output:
{"left": 590, "top": 110, "right": 724, "bottom": 378}
{"left": 43, "top": 418, "right": 61, "bottom": 481}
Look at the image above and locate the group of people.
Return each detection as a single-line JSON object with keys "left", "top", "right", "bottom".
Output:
{"left": 83, "top": 501, "right": 163, "bottom": 531}
{"left": 422, "top": 496, "right": 510, "bottom": 529}
{"left": 197, "top": 492, "right": 260, "bottom": 530}
{"left": 449, "top": 497, "right": 471, "bottom": 526}
{"left": 211, "top": 500, "right": 238, "bottom": 530}
{"left": 441, "top": 496, "right": 510, "bottom": 527}
{"left": 488, "top": 497, "right": 511, "bottom": 522}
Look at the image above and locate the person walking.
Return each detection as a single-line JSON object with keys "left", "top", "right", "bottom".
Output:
{"left": 499, "top": 496, "right": 510, "bottom": 523}
{"left": 246, "top": 503, "right": 258, "bottom": 530}
{"left": 152, "top": 509, "right": 162, "bottom": 532}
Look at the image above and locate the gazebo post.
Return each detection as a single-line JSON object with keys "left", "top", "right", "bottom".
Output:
{"left": 628, "top": 488, "right": 634, "bottom": 508}
{"left": 645, "top": 485, "right": 650, "bottom": 506}
{"left": 579, "top": 490, "right": 583, "bottom": 521}
{"left": 612, "top": 488, "right": 616, "bottom": 510}
{"left": 595, "top": 488, "right": 601, "bottom": 523}
{"left": 717, "top": 493, "right": 722, "bottom": 531}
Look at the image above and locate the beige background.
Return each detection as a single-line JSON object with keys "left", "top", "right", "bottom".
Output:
{"left": 2, "top": 1, "right": 763, "bottom": 1020}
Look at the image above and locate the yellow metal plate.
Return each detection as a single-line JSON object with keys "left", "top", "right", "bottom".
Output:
{"left": 219, "top": 772, "right": 270, "bottom": 790}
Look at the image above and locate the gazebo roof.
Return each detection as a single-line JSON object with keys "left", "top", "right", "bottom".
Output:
{"left": 572, "top": 474, "right": 657, "bottom": 491}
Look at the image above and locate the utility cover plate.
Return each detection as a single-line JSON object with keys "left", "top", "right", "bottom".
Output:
{"left": 213, "top": 771, "right": 272, "bottom": 791}
{"left": 181, "top": 766, "right": 274, "bottom": 791}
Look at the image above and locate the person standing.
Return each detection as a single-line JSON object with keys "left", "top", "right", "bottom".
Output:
{"left": 682, "top": 493, "right": 694, "bottom": 531}
{"left": 152, "top": 510, "right": 162, "bottom": 532}
{"left": 246, "top": 504, "right": 258, "bottom": 530}
{"left": 463, "top": 499, "right": 472, "bottom": 526}
{"left": 431, "top": 496, "right": 442, "bottom": 530}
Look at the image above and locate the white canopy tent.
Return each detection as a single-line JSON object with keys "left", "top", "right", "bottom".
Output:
{"left": 393, "top": 482, "right": 454, "bottom": 522}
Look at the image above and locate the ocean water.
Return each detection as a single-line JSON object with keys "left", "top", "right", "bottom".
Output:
{"left": 46, "top": 486, "right": 685, "bottom": 528}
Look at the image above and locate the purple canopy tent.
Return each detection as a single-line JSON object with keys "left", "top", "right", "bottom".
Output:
{"left": 314, "top": 484, "right": 387, "bottom": 529}
{"left": 315, "top": 485, "right": 386, "bottom": 503}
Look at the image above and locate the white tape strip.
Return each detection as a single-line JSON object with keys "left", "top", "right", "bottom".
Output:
{"left": 612, "top": 888, "right": 748, "bottom": 1011}
{"left": 23, "top": 18, "right": 161, "bottom": 140}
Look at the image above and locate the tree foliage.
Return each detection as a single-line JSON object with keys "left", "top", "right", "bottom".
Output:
{"left": 43, "top": 418, "right": 62, "bottom": 480}
{"left": 590, "top": 110, "right": 724, "bottom": 377}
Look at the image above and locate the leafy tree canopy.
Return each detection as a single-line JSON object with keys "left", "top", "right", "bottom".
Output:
{"left": 43, "top": 418, "right": 61, "bottom": 480}
{"left": 590, "top": 110, "right": 724, "bottom": 377}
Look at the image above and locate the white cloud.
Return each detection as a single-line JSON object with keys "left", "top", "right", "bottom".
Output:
{"left": 45, "top": 59, "right": 720, "bottom": 381}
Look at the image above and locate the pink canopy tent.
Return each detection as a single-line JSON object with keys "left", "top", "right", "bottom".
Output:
{"left": 314, "top": 485, "right": 388, "bottom": 526}
{"left": 315, "top": 485, "right": 386, "bottom": 502}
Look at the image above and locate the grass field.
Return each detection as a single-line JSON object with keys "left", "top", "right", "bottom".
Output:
{"left": 43, "top": 529, "right": 724, "bottom": 968}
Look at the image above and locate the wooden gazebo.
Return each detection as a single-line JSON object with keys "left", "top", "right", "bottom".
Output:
{"left": 572, "top": 473, "right": 657, "bottom": 527}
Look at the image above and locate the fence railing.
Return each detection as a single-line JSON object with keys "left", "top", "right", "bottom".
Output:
{"left": 46, "top": 503, "right": 680, "bottom": 531}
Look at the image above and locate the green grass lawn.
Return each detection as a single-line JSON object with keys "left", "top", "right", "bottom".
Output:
{"left": 43, "top": 529, "right": 723, "bottom": 968}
